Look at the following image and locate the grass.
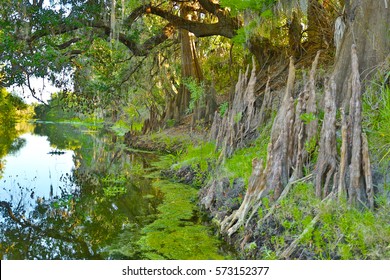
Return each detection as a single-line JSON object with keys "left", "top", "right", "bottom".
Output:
{"left": 173, "top": 120, "right": 272, "bottom": 188}
{"left": 363, "top": 70, "right": 390, "bottom": 168}
{"left": 256, "top": 182, "right": 390, "bottom": 259}
{"left": 223, "top": 121, "right": 271, "bottom": 184}
{"left": 173, "top": 141, "right": 218, "bottom": 173}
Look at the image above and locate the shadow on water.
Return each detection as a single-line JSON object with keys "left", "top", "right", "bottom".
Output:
{"left": 0, "top": 122, "right": 232, "bottom": 260}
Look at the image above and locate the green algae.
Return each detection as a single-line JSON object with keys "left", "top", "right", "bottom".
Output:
{"left": 137, "top": 180, "right": 226, "bottom": 260}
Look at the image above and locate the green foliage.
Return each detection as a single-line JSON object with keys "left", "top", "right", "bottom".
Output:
{"left": 221, "top": 0, "right": 277, "bottom": 45}
{"left": 257, "top": 182, "right": 390, "bottom": 259}
{"left": 175, "top": 142, "right": 218, "bottom": 174}
{"left": 199, "top": 36, "right": 247, "bottom": 95}
{"left": 137, "top": 180, "right": 225, "bottom": 259}
{"left": 183, "top": 77, "right": 205, "bottom": 114}
{"left": 363, "top": 81, "right": 390, "bottom": 166}
{"left": 304, "top": 136, "right": 319, "bottom": 168}
{"left": 224, "top": 144, "right": 261, "bottom": 185}
{"left": 300, "top": 112, "right": 316, "bottom": 124}
{"left": 0, "top": 89, "right": 16, "bottom": 127}
{"left": 220, "top": 0, "right": 277, "bottom": 14}
{"left": 0, "top": 89, "right": 28, "bottom": 168}
{"left": 111, "top": 119, "right": 131, "bottom": 137}
{"left": 223, "top": 122, "right": 271, "bottom": 185}
{"left": 165, "top": 118, "right": 176, "bottom": 128}
{"left": 219, "top": 102, "right": 229, "bottom": 117}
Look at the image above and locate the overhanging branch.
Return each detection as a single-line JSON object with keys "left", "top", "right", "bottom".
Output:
{"left": 149, "top": 6, "right": 238, "bottom": 38}
{"left": 23, "top": 1, "right": 239, "bottom": 58}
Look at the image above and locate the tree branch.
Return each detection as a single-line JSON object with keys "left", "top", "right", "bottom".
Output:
{"left": 24, "top": 1, "right": 239, "bottom": 58}
{"left": 149, "top": 6, "right": 238, "bottom": 38}
{"left": 25, "top": 74, "right": 49, "bottom": 106}
{"left": 54, "top": 38, "right": 82, "bottom": 50}
{"left": 123, "top": 5, "right": 149, "bottom": 27}
{"left": 197, "top": 0, "right": 222, "bottom": 16}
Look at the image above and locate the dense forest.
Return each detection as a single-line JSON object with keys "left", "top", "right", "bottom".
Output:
{"left": 1, "top": 0, "right": 390, "bottom": 259}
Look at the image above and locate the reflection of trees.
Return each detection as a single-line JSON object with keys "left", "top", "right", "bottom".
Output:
{"left": 0, "top": 88, "right": 30, "bottom": 178}
{"left": 33, "top": 123, "right": 84, "bottom": 151}
{"left": 0, "top": 121, "right": 26, "bottom": 179}
{"left": 0, "top": 198, "right": 96, "bottom": 259}
{"left": 0, "top": 125, "right": 162, "bottom": 259}
{"left": 0, "top": 171, "right": 160, "bottom": 259}
{"left": 0, "top": 135, "right": 25, "bottom": 179}
{"left": 8, "top": 138, "right": 26, "bottom": 155}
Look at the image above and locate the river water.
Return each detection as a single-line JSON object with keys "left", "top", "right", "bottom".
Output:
{"left": 0, "top": 122, "right": 229, "bottom": 260}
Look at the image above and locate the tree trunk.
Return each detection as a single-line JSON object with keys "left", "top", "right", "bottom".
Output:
{"left": 288, "top": 11, "right": 302, "bottom": 58}
{"left": 315, "top": 77, "right": 337, "bottom": 198}
{"left": 333, "top": 0, "right": 390, "bottom": 107}
{"left": 172, "top": 3, "right": 204, "bottom": 124}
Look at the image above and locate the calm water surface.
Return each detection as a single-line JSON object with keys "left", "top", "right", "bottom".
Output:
{"left": 0, "top": 122, "right": 229, "bottom": 260}
{"left": 1, "top": 133, "right": 75, "bottom": 206}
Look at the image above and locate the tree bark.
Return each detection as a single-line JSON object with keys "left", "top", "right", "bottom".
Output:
{"left": 210, "top": 58, "right": 259, "bottom": 158}
{"left": 315, "top": 77, "right": 337, "bottom": 199}
{"left": 333, "top": 0, "right": 390, "bottom": 106}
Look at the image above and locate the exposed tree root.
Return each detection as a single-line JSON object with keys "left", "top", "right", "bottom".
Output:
{"left": 219, "top": 45, "right": 375, "bottom": 239}
{"left": 338, "top": 108, "right": 348, "bottom": 201}
{"left": 280, "top": 213, "right": 320, "bottom": 259}
{"left": 210, "top": 57, "right": 263, "bottom": 158}
{"left": 315, "top": 77, "right": 337, "bottom": 198}
{"left": 220, "top": 158, "right": 267, "bottom": 237}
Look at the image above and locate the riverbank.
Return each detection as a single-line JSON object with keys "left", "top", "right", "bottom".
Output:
{"left": 0, "top": 120, "right": 232, "bottom": 260}
{"left": 125, "top": 121, "right": 390, "bottom": 260}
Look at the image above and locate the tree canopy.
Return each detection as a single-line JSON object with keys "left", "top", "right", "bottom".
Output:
{"left": 0, "top": 1, "right": 241, "bottom": 87}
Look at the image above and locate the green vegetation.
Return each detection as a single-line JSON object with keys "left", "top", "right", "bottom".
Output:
{"left": 174, "top": 121, "right": 271, "bottom": 187}
{"left": 111, "top": 120, "right": 132, "bottom": 136}
{"left": 224, "top": 125, "right": 270, "bottom": 182}
{"left": 174, "top": 142, "right": 217, "bottom": 173}
{"left": 183, "top": 77, "right": 205, "bottom": 114}
{"left": 258, "top": 182, "right": 390, "bottom": 259}
{"left": 138, "top": 180, "right": 225, "bottom": 260}
{"left": 0, "top": 88, "right": 30, "bottom": 169}
{"left": 219, "top": 102, "right": 229, "bottom": 117}
{"left": 0, "top": 88, "right": 29, "bottom": 124}
{"left": 363, "top": 70, "right": 390, "bottom": 167}
{"left": 1, "top": 0, "right": 389, "bottom": 261}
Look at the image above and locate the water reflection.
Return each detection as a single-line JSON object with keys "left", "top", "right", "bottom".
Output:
{"left": 0, "top": 122, "right": 231, "bottom": 260}
{"left": 0, "top": 122, "right": 162, "bottom": 259}
{"left": 1, "top": 133, "right": 75, "bottom": 207}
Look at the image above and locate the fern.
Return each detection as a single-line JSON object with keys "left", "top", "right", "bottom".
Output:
{"left": 183, "top": 77, "right": 205, "bottom": 113}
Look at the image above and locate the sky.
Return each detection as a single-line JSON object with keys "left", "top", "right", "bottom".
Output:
{"left": 9, "top": 77, "right": 60, "bottom": 104}
{"left": 7, "top": 0, "right": 72, "bottom": 104}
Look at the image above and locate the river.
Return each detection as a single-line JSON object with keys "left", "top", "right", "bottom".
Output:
{"left": 0, "top": 122, "right": 230, "bottom": 260}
